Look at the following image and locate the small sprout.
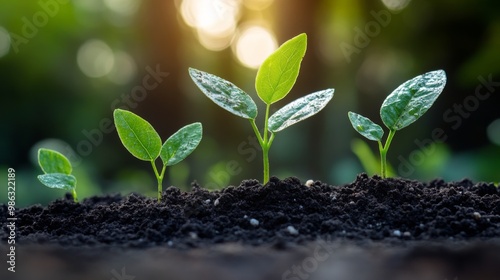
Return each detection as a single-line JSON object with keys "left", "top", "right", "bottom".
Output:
{"left": 113, "top": 109, "right": 202, "bottom": 202}
{"left": 349, "top": 70, "right": 447, "bottom": 178}
{"left": 189, "top": 33, "right": 334, "bottom": 183}
{"left": 305, "top": 179, "right": 314, "bottom": 187}
{"left": 214, "top": 198, "right": 220, "bottom": 206}
{"left": 37, "top": 148, "right": 78, "bottom": 202}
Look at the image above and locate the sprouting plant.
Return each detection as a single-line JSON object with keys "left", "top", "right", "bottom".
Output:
{"left": 113, "top": 109, "right": 202, "bottom": 202}
{"left": 189, "top": 33, "right": 334, "bottom": 183}
{"left": 348, "top": 70, "right": 447, "bottom": 178}
{"left": 37, "top": 148, "right": 78, "bottom": 202}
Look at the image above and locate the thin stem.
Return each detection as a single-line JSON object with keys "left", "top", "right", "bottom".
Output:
{"left": 262, "top": 104, "right": 271, "bottom": 183}
{"left": 379, "top": 129, "right": 396, "bottom": 178}
{"left": 71, "top": 188, "right": 78, "bottom": 203}
{"left": 249, "top": 119, "right": 264, "bottom": 146}
{"left": 151, "top": 160, "right": 164, "bottom": 202}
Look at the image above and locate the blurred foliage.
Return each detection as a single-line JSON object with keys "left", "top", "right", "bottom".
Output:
{"left": 1, "top": 0, "right": 500, "bottom": 206}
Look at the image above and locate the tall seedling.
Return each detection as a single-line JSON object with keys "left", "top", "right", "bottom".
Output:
{"left": 189, "top": 33, "right": 334, "bottom": 183}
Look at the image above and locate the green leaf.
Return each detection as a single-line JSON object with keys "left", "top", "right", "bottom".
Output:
{"left": 268, "top": 89, "right": 334, "bottom": 133}
{"left": 189, "top": 68, "right": 257, "bottom": 119}
{"left": 380, "top": 70, "right": 447, "bottom": 131}
{"left": 348, "top": 112, "right": 384, "bottom": 141}
{"left": 113, "top": 109, "right": 162, "bottom": 161}
{"left": 37, "top": 173, "right": 76, "bottom": 191}
{"left": 38, "top": 148, "right": 72, "bottom": 174}
{"left": 255, "top": 33, "right": 307, "bottom": 105}
{"left": 160, "top": 122, "right": 203, "bottom": 166}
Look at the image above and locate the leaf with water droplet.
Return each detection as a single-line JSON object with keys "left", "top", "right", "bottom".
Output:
{"left": 160, "top": 123, "right": 203, "bottom": 166}
{"left": 189, "top": 68, "right": 257, "bottom": 119}
{"left": 380, "top": 70, "right": 447, "bottom": 131}
{"left": 114, "top": 109, "right": 162, "bottom": 161}
{"left": 268, "top": 89, "right": 334, "bottom": 133}
{"left": 37, "top": 173, "right": 76, "bottom": 191}
{"left": 348, "top": 112, "right": 384, "bottom": 141}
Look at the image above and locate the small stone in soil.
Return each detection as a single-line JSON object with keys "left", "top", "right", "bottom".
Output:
{"left": 393, "top": 230, "right": 402, "bottom": 237}
{"left": 287, "top": 226, "right": 299, "bottom": 235}
{"left": 250, "top": 218, "right": 259, "bottom": 227}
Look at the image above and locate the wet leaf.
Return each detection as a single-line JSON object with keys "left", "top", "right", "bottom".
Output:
{"left": 38, "top": 148, "right": 72, "bottom": 174}
{"left": 348, "top": 112, "right": 384, "bottom": 141}
{"left": 381, "top": 70, "right": 447, "bottom": 130}
{"left": 256, "top": 33, "right": 307, "bottom": 105}
{"left": 114, "top": 109, "right": 162, "bottom": 161}
{"left": 37, "top": 173, "right": 76, "bottom": 191}
{"left": 161, "top": 123, "right": 203, "bottom": 166}
{"left": 268, "top": 89, "right": 334, "bottom": 132}
{"left": 189, "top": 68, "right": 257, "bottom": 119}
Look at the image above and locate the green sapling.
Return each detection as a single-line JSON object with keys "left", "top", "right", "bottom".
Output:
{"left": 37, "top": 148, "right": 78, "bottom": 202}
{"left": 189, "top": 33, "right": 334, "bottom": 183}
{"left": 113, "top": 109, "right": 202, "bottom": 202}
{"left": 348, "top": 70, "right": 447, "bottom": 178}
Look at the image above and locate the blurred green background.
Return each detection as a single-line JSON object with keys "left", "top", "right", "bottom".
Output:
{"left": 1, "top": 0, "right": 500, "bottom": 206}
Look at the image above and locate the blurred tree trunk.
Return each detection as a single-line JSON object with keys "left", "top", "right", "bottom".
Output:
{"left": 138, "top": 0, "right": 184, "bottom": 134}
{"left": 274, "top": 0, "right": 328, "bottom": 179}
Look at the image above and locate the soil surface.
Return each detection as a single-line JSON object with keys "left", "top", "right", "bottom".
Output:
{"left": 2, "top": 174, "right": 500, "bottom": 280}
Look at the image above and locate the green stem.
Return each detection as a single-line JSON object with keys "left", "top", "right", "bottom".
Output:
{"left": 71, "top": 188, "right": 78, "bottom": 203}
{"left": 151, "top": 160, "right": 165, "bottom": 202}
{"left": 248, "top": 105, "right": 274, "bottom": 184}
{"left": 379, "top": 129, "right": 396, "bottom": 178}
{"left": 262, "top": 104, "right": 272, "bottom": 183}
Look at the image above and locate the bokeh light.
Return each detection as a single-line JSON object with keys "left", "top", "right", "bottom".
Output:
{"left": 233, "top": 25, "right": 277, "bottom": 69}
{"left": 77, "top": 39, "right": 115, "bottom": 78}
{"left": 243, "top": 0, "right": 274, "bottom": 10}
{"left": 381, "top": 0, "right": 412, "bottom": 12}
{"left": 0, "top": 26, "right": 11, "bottom": 58}
{"left": 107, "top": 51, "right": 137, "bottom": 85}
{"left": 104, "top": 0, "right": 140, "bottom": 17}
{"left": 180, "top": 0, "right": 241, "bottom": 51}
{"left": 487, "top": 119, "right": 500, "bottom": 146}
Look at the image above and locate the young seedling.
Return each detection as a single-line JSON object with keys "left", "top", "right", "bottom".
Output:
{"left": 37, "top": 148, "right": 78, "bottom": 202}
{"left": 348, "top": 70, "right": 447, "bottom": 178}
{"left": 113, "top": 109, "right": 202, "bottom": 202}
{"left": 189, "top": 33, "right": 334, "bottom": 183}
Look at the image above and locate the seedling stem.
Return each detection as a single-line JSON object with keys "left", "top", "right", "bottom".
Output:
{"left": 378, "top": 129, "right": 396, "bottom": 178}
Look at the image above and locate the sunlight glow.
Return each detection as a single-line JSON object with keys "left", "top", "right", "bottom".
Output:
{"left": 0, "top": 26, "right": 11, "bottom": 58}
{"left": 243, "top": 0, "right": 274, "bottom": 10}
{"left": 77, "top": 39, "right": 115, "bottom": 78}
{"left": 181, "top": 0, "right": 240, "bottom": 50}
{"left": 233, "top": 25, "right": 277, "bottom": 69}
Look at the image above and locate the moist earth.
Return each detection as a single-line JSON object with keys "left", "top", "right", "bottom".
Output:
{"left": 2, "top": 174, "right": 500, "bottom": 280}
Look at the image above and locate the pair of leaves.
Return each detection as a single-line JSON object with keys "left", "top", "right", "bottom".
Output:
{"left": 37, "top": 148, "right": 76, "bottom": 191}
{"left": 189, "top": 34, "right": 333, "bottom": 133}
{"left": 113, "top": 109, "right": 202, "bottom": 166}
{"left": 349, "top": 70, "right": 447, "bottom": 141}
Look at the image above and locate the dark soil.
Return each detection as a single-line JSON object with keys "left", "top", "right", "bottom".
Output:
{"left": 2, "top": 174, "right": 500, "bottom": 280}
